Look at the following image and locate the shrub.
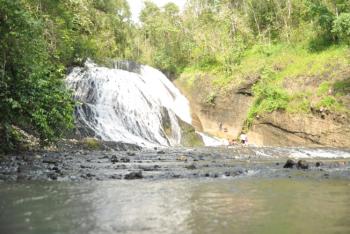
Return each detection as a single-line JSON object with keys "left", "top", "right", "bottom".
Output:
{"left": 332, "top": 13, "right": 350, "bottom": 44}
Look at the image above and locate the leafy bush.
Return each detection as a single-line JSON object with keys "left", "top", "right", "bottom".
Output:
{"left": 0, "top": 0, "right": 74, "bottom": 152}
{"left": 332, "top": 13, "right": 350, "bottom": 44}
{"left": 246, "top": 69, "right": 290, "bottom": 127}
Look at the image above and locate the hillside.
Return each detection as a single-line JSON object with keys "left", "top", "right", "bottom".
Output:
{"left": 176, "top": 44, "right": 350, "bottom": 146}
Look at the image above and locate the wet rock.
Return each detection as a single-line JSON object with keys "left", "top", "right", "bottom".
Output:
{"left": 126, "top": 152, "right": 136, "bottom": 156}
{"left": 120, "top": 157, "right": 130, "bottom": 163}
{"left": 48, "top": 173, "right": 58, "bottom": 180}
{"left": 315, "top": 161, "right": 323, "bottom": 167}
{"left": 80, "top": 165, "right": 92, "bottom": 169}
{"left": 185, "top": 164, "right": 197, "bottom": 170}
{"left": 49, "top": 166, "right": 61, "bottom": 173}
{"left": 124, "top": 171, "right": 143, "bottom": 180}
{"left": 283, "top": 159, "right": 296, "bottom": 168}
{"left": 115, "top": 164, "right": 127, "bottom": 169}
{"left": 225, "top": 169, "right": 244, "bottom": 177}
{"left": 297, "top": 160, "right": 309, "bottom": 170}
{"left": 111, "top": 155, "right": 119, "bottom": 163}
{"left": 157, "top": 150, "right": 165, "bottom": 154}
{"left": 99, "top": 155, "right": 109, "bottom": 159}
{"left": 86, "top": 173, "right": 95, "bottom": 178}
{"left": 176, "top": 155, "right": 188, "bottom": 162}
{"left": 110, "top": 174, "right": 122, "bottom": 180}
{"left": 42, "top": 158, "right": 59, "bottom": 165}
{"left": 81, "top": 173, "right": 95, "bottom": 179}
{"left": 139, "top": 165, "right": 160, "bottom": 171}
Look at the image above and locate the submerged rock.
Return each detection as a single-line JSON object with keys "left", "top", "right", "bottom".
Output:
{"left": 283, "top": 159, "right": 296, "bottom": 168}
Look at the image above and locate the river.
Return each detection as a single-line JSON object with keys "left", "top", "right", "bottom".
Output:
{"left": 1, "top": 177, "right": 350, "bottom": 234}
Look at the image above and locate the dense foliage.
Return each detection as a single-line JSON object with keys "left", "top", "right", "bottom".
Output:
{"left": 135, "top": 0, "right": 349, "bottom": 129}
{"left": 0, "top": 0, "right": 134, "bottom": 151}
{"left": 136, "top": 0, "right": 350, "bottom": 73}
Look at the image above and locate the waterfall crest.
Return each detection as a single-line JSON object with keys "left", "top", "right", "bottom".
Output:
{"left": 66, "top": 60, "right": 192, "bottom": 147}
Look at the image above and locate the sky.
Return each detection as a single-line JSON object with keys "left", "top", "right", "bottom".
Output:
{"left": 127, "top": 0, "right": 187, "bottom": 22}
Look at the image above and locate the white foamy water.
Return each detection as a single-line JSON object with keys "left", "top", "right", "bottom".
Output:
{"left": 289, "top": 148, "right": 350, "bottom": 159}
{"left": 66, "top": 61, "right": 192, "bottom": 147}
{"left": 197, "top": 132, "right": 229, "bottom": 147}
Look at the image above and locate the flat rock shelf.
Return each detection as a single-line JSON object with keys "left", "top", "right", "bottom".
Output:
{"left": 1, "top": 147, "right": 350, "bottom": 182}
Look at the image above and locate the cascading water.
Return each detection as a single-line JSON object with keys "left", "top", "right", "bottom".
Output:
{"left": 66, "top": 60, "right": 192, "bottom": 147}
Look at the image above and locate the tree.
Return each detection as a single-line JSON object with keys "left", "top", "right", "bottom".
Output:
{"left": 0, "top": 0, "right": 74, "bottom": 151}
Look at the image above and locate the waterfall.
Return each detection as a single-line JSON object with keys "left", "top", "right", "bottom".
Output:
{"left": 197, "top": 132, "right": 229, "bottom": 147}
{"left": 66, "top": 60, "right": 192, "bottom": 147}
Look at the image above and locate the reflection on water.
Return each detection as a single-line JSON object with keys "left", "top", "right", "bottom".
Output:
{"left": 1, "top": 178, "right": 350, "bottom": 234}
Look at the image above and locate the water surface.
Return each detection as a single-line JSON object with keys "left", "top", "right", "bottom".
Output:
{"left": 1, "top": 178, "right": 350, "bottom": 234}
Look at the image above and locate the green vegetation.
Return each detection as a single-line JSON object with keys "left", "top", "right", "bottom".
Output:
{"left": 0, "top": 0, "right": 134, "bottom": 152}
{"left": 81, "top": 137, "right": 103, "bottom": 150}
{"left": 139, "top": 0, "right": 349, "bottom": 129}
{"left": 246, "top": 69, "right": 290, "bottom": 127}
{"left": 1, "top": 0, "right": 349, "bottom": 151}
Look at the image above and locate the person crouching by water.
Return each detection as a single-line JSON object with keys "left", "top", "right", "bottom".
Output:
{"left": 239, "top": 133, "right": 248, "bottom": 146}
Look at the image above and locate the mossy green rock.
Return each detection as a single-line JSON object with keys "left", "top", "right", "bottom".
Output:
{"left": 177, "top": 118, "right": 204, "bottom": 147}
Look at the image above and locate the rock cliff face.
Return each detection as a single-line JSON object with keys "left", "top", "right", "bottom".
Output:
{"left": 248, "top": 111, "right": 350, "bottom": 147}
{"left": 175, "top": 73, "right": 350, "bottom": 147}
{"left": 175, "top": 75, "right": 255, "bottom": 141}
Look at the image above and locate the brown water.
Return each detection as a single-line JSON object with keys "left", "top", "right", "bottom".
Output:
{"left": 1, "top": 178, "right": 350, "bottom": 234}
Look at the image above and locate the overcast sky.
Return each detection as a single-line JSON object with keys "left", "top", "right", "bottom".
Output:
{"left": 127, "top": 0, "right": 187, "bottom": 22}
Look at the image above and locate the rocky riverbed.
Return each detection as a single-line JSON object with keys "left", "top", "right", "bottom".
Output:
{"left": 1, "top": 146, "right": 350, "bottom": 182}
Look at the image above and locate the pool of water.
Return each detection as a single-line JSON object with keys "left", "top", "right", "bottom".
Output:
{"left": 1, "top": 178, "right": 350, "bottom": 234}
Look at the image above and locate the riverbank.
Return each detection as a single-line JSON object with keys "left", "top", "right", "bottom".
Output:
{"left": 1, "top": 147, "right": 350, "bottom": 182}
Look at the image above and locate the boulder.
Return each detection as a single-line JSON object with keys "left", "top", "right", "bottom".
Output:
{"left": 124, "top": 171, "right": 143, "bottom": 180}
{"left": 283, "top": 159, "right": 296, "bottom": 168}
{"left": 111, "top": 155, "right": 119, "bottom": 163}
{"left": 297, "top": 160, "right": 309, "bottom": 169}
